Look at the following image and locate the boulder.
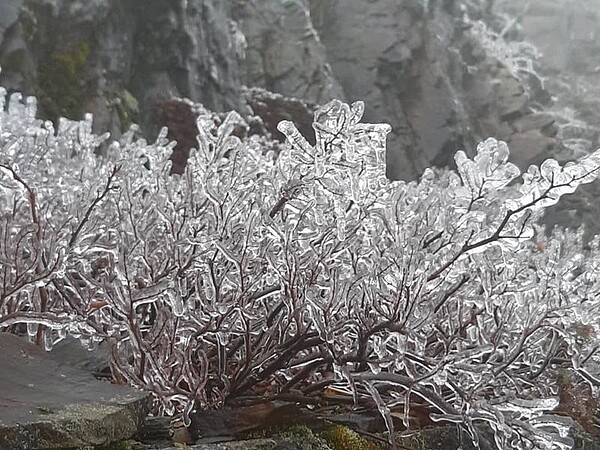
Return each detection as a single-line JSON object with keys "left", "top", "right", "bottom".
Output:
{"left": 513, "top": 112, "right": 557, "bottom": 134}
{"left": 0, "top": 333, "right": 151, "bottom": 449}
{"left": 508, "top": 129, "right": 556, "bottom": 169}
{"left": 49, "top": 335, "right": 110, "bottom": 375}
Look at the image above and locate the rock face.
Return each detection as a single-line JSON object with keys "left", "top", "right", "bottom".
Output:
{"left": 0, "top": 333, "right": 151, "bottom": 449}
{"left": 495, "top": 0, "right": 600, "bottom": 156}
{"left": 0, "top": 0, "right": 556, "bottom": 181}
{"left": 1, "top": 0, "right": 598, "bottom": 232}
{"left": 0, "top": 0, "right": 22, "bottom": 38}
{"left": 310, "top": 0, "right": 560, "bottom": 178}
{"left": 493, "top": 0, "right": 600, "bottom": 238}
{"left": 232, "top": 0, "right": 345, "bottom": 106}
{"left": 310, "top": 0, "right": 447, "bottom": 179}
{"left": 0, "top": 0, "right": 245, "bottom": 139}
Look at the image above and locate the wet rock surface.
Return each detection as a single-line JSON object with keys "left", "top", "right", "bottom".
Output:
{"left": 0, "top": 333, "right": 151, "bottom": 449}
{"left": 49, "top": 335, "right": 110, "bottom": 375}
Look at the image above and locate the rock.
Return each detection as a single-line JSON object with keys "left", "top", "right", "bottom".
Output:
{"left": 399, "top": 422, "right": 600, "bottom": 450}
{"left": 494, "top": 0, "right": 600, "bottom": 147}
{"left": 397, "top": 425, "right": 482, "bottom": 450}
{"left": 0, "top": 333, "right": 151, "bottom": 449}
{"left": 496, "top": 74, "right": 527, "bottom": 121}
{"left": 244, "top": 88, "right": 317, "bottom": 144}
{"left": 543, "top": 181, "right": 600, "bottom": 241}
{"left": 492, "top": 0, "right": 600, "bottom": 238}
{"left": 310, "top": 0, "right": 431, "bottom": 179}
{"left": 0, "top": 0, "right": 246, "bottom": 137}
{"left": 152, "top": 93, "right": 291, "bottom": 174}
{"left": 154, "top": 99, "right": 201, "bottom": 174}
{"left": 327, "top": 412, "right": 383, "bottom": 433}
{"left": 498, "top": 0, "right": 600, "bottom": 75}
{"left": 310, "top": 0, "right": 541, "bottom": 179}
{"left": 508, "top": 129, "right": 556, "bottom": 169}
{"left": 189, "top": 403, "right": 276, "bottom": 441}
{"left": 233, "top": 0, "right": 344, "bottom": 106}
{"left": 513, "top": 112, "right": 556, "bottom": 134}
{"left": 1, "top": 0, "right": 547, "bottom": 182}
{"left": 1, "top": 0, "right": 550, "bottom": 184}
{"left": 0, "top": 0, "right": 544, "bottom": 183}
{"left": 0, "top": 0, "right": 21, "bottom": 38}
{"left": 570, "top": 422, "right": 600, "bottom": 450}
{"left": 189, "top": 403, "right": 327, "bottom": 442}
{"left": 136, "top": 416, "right": 176, "bottom": 443}
{"left": 49, "top": 335, "right": 110, "bottom": 375}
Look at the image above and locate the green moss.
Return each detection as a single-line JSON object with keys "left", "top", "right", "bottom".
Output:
{"left": 106, "top": 89, "right": 139, "bottom": 132}
{"left": 35, "top": 41, "right": 90, "bottom": 121}
{"left": 272, "top": 426, "right": 332, "bottom": 450}
{"left": 319, "top": 425, "right": 381, "bottom": 450}
{"left": 245, "top": 420, "right": 383, "bottom": 449}
{"left": 20, "top": 6, "right": 38, "bottom": 41}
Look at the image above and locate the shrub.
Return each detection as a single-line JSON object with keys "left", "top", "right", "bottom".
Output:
{"left": 1, "top": 85, "right": 600, "bottom": 450}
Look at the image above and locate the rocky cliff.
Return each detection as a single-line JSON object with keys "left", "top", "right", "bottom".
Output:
{"left": 0, "top": 0, "right": 246, "bottom": 139}
{"left": 308, "top": 0, "right": 557, "bottom": 179}
{"left": 492, "top": 0, "right": 600, "bottom": 238}
{"left": 0, "top": 0, "right": 560, "bottom": 182}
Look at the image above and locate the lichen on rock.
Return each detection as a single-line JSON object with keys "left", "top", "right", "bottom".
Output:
{"left": 35, "top": 41, "right": 90, "bottom": 121}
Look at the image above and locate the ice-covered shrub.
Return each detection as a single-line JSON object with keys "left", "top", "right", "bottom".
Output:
{"left": 1, "top": 85, "right": 600, "bottom": 450}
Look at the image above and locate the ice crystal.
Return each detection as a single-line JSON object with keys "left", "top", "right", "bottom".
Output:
{"left": 1, "top": 86, "right": 600, "bottom": 450}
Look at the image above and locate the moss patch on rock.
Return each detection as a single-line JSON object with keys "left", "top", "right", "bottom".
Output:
{"left": 253, "top": 424, "right": 383, "bottom": 450}
{"left": 106, "top": 89, "right": 139, "bottom": 132}
{"left": 271, "top": 426, "right": 332, "bottom": 450}
{"left": 318, "top": 425, "right": 381, "bottom": 450}
{"left": 35, "top": 41, "right": 90, "bottom": 121}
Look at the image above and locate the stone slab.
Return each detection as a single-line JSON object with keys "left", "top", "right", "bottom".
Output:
{"left": 0, "top": 333, "right": 151, "bottom": 449}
